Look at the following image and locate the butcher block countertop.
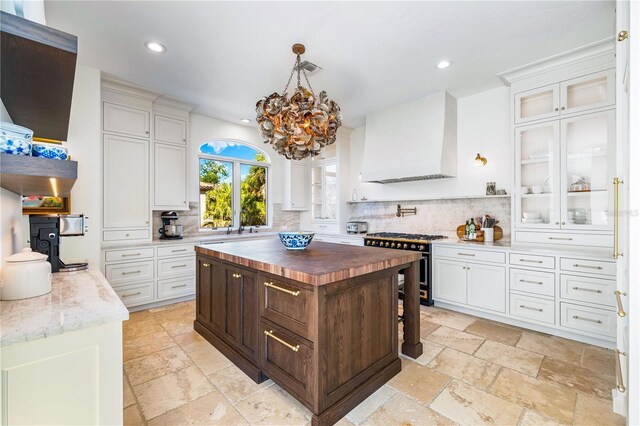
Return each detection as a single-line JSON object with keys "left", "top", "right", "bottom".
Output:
{"left": 195, "top": 237, "right": 421, "bottom": 286}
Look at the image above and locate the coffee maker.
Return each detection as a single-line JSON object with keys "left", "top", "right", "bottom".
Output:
{"left": 29, "top": 214, "right": 89, "bottom": 272}
{"left": 159, "top": 211, "right": 183, "bottom": 240}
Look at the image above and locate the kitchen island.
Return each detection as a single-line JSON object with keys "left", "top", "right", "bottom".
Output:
{"left": 194, "top": 238, "right": 422, "bottom": 426}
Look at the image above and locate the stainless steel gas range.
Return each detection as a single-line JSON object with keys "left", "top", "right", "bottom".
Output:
{"left": 364, "top": 232, "right": 447, "bottom": 306}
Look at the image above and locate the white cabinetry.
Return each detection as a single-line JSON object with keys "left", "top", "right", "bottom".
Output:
{"left": 103, "top": 243, "right": 195, "bottom": 309}
{"left": 514, "top": 69, "right": 615, "bottom": 124}
{"left": 103, "top": 134, "right": 150, "bottom": 231}
{"left": 282, "top": 160, "right": 309, "bottom": 211}
{"left": 153, "top": 142, "right": 187, "bottom": 209}
{"left": 504, "top": 41, "right": 617, "bottom": 250}
{"left": 152, "top": 99, "right": 192, "bottom": 211}
{"left": 154, "top": 114, "right": 187, "bottom": 145}
{"left": 433, "top": 243, "right": 617, "bottom": 346}
{"left": 103, "top": 102, "right": 150, "bottom": 138}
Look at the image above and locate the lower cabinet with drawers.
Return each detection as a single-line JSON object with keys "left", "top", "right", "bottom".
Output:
{"left": 194, "top": 255, "right": 402, "bottom": 426}
{"left": 433, "top": 243, "right": 617, "bottom": 346}
{"left": 102, "top": 243, "right": 196, "bottom": 308}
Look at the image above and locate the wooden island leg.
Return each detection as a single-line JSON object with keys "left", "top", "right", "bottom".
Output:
{"left": 401, "top": 260, "right": 423, "bottom": 358}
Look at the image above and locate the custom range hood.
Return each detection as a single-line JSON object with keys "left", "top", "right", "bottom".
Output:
{"left": 361, "top": 91, "right": 457, "bottom": 183}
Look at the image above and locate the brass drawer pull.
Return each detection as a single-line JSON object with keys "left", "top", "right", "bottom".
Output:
{"left": 615, "top": 349, "right": 627, "bottom": 392}
{"left": 519, "top": 305, "right": 543, "bottom": 312}
{"left": 614, "top": 177, "right": 624, "bottom": 259}
{"left": 457, "top": 252, "right": 475, "bottom": 257}
{"left": 121, "top": 270, "right": 141, "bottom": 275}
{"left": 615, "top": 290, "right": 627, "bottom": 317}
{"left": 573, "top": 263, "right": 603, "bottom": 270}
{"left": 171, "top": 249, "right": 187, "bottom": 252}
{"left": 548, "top": 237, "right": 573, "bottom": 241}
{"left": 121, "top": 253, "right": 141, "bottom": 257}
{"left": 519, "top": 259, "right": 543, "bottom": 263}
{"left": 264, "top": 330, "right": 300, "bottom": 352}
{"left": 171, "top": 264, "right": 188, "bottom": 269}
{"left": 122, "top": 291, "right": 142, "bottom": 298}
{"left": 572, "top": 315, "right": 602, "bottom": 324}
{"left": 265, "top": 281, "right": 300, "bottom": 296}
{"left": 520, "top": 279, "right": 544, "bottom": 285}
{"left": 232, "top": 273, "right": 242, "bottom": 278}
{"left": 202, "top": 263, "right": 210, "bottom": 268}
{"left": 572, "top": 286, "right": 602, "bottom": 293}
{"left": 171, "top": 284, "right": 188, "bottom": 289}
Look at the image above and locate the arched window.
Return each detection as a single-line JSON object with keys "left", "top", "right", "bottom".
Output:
{"left": 199, "top": 140, "right": 269, "bottom": 229}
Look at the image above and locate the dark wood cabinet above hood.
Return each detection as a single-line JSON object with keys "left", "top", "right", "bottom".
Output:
{"left": 1, "top": 11, "right": 78, "bottom": 142}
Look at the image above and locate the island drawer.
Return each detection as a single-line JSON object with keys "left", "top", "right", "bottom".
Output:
{"left": 105, "top": 247, "right": 154, "bottom": 263}
{"left": 509, "top": 268, "right": 555, "bottom": 297}
{"left": 158, "top": 276, "right": 195, "bottom": 300}
{"left": 114, "top": 281, "right": 155, "bottom": 307}
{"left": 559, "top": 258, "right": 616, "bottom": 277}
{"left": 259, "top": 274, "right": 314, "bottom": 339}
{"left": 105, "top": 260, "right": 154, "bottom": 286}
{"left": 560, "top": 274, "right": 616, "bottom": 307}
{"left": 560, "top": 302, "right": 615, "bottom": 337}
{"left": 433, "top": 246, "right": 505, "bottom": 264}
{"left": 157, "top": 256, "right": 196, "bottom": 279}
{"left": 509, "top": 293, "right": 555, "bottom": 325}
{"left": 509, "top": 253, "right": 555, "bottom": 269}
{"left": 157, "top": 244, "right": 195, "bottom": 257}
{"left": 260, "top": 320, "right": 314, "bottom": 404}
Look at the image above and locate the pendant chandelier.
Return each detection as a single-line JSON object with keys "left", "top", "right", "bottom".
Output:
{"left": 256, "top": 43, "right": 342, "bottom": 160}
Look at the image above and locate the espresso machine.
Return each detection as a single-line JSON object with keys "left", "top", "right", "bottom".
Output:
{"left": 29, "top": 214, "right": 89, "bottom": 272}
{"left": 159, "top": 211, "right": 183, "bottom": 240}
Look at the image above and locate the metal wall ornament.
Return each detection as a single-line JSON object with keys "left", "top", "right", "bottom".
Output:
{"left": 256, "top": 44, "right": 342, "bottom": 160}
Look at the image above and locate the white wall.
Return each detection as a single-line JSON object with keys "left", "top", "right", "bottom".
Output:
{"left": 188, "top": 114, "right": 285, "bottom": 218}
{"left": 349, "top": 87, "right": 511, "bottom": 200}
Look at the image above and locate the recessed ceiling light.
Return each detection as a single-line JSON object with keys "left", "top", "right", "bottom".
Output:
{"left": 240, "top": 118, "right": 252, "bottom": 124}
{"left": 145, "top": 41, "right": 166, "bottom": 53}
{"left": 436, "top": 60, "right": 451, "bottom": 69}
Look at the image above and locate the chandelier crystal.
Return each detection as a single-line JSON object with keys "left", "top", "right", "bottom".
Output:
{"left": 256, "top": 44, "right": 342, "bottom": 160}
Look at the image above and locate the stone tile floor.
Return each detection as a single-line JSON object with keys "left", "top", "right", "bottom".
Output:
{"left": 123, "top": 300, "right": 625, "bottom": 425}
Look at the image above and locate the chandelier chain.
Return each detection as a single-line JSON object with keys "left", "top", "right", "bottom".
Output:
{"left": 301, "top": 67, "right": 316, "bottom": 97}
{"left": 282, "top": 55, "right": 298, "bottom": 94}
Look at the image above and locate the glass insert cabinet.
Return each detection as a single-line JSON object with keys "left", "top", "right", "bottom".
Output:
{"left": 515, "top": 110, "right": 615, "bottom": 232}
{"left": 311, "top": 161, "right": 338, "bottom": 221}
{"left": 514, "top": 69, "right": 615, "bottom": 124}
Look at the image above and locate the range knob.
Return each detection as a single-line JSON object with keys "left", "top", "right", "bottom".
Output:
{"left": 403, "top": 243, "right": 408, "bottom": 249}
{"left": 410, "top": 244, "right": 416, "bottom": 249}
{"left": 366, "top": 240, "right": 371, "bottom": 245}
{"left": 385, "top": 242, "right": 390, "bottom": 247}
{"left": 391, "top": 242, "right": 396, "bottom": 248}
{"left": 419, "top": 245, "right": 426, "bottom": 251}
{"left": 371, "top": 241, "right": 377, "bottom": 246}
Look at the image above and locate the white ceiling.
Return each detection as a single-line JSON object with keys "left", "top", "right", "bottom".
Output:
{"left": 44, "top": 1, "right": 614, "bottom": 128}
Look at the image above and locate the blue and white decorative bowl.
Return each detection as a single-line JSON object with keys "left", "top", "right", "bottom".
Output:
{"left": 0, "top": 122, "right": 33, "bottom": 156}
{"left": 278, "top": 232, "right": 315, "bottom": 250}
{"left": 31, "top": 142, "right": 68, "bottom": 160}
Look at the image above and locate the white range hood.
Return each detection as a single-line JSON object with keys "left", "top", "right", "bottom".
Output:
{"left": 361, "top": 91, "right": 457, "bottom": 183}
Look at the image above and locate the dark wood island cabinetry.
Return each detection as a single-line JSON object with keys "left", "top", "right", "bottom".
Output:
{"left": 194, "top": 238, "right": 422, "bottom": 426}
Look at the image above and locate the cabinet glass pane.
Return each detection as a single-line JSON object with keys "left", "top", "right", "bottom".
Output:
{"left": 518, "top": 125, "right": 556, "bottom": 226}
{"left": 324, "top": 163, "right": 337, "bottom": 220}
{"left": 565, "top": 76, "right": 608, "bottom": 110}
{"left": 564, "top": 114, "right": 611, "bottom": 227}
{"left": 199, "top": 159, "right": 233, "bottom": 228}
{"left": 311, "top": 166, "right": 322, "bottom": 219}
{"left": 240, "top": 164, "right": 267, "bottom": 226}
{"left": 520, "top": 89, "right": 555, "bottom": 120}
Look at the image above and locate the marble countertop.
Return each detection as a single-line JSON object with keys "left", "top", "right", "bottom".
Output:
{"left": 102, "top": 231, "right": 279, "bottom": 250}
{"left": 431, "top": 238, "right": 614, "bottom": 260}
{"left": 0, "top": 269, "right": 129, "bottom": 347}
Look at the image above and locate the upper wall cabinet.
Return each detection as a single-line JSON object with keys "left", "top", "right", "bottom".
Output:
{"left": 154, "top": 114, "right": 187, "bottom": 145}
{"left": 103, "top": 102, "right": 151, "bottom": 139}
{"left": 282, "top": 160, "right": 309, "bottom": 211}
{"left": 514, "top": 69, "right": 615, "bottom": 124}
{"left": 154, "top": 142, "right": 187, "bottom": 210}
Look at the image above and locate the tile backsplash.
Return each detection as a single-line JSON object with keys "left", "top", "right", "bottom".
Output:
{"left": 348, "top": 197, "right": 511, "bottom": 239}
{"left": 152, "top": 202, "right": 300, "bottom": 238}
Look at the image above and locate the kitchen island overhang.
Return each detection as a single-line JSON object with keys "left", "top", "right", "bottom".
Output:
{"left": 194, "top": 238, "right": 423, "bottom": 426}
